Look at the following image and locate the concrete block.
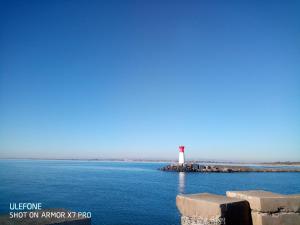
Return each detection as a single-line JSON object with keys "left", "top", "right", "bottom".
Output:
{"left": 251, "top": 211, "right": 300, "bottom": 225}
{"left": 226, "top": 190, "right": 300, "bottom": 213}
{"left": 176, "top": 193, "right": 251, "bottom": 225}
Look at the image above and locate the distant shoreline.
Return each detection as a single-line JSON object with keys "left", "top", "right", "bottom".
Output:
{"left": 0, "top": 158, "right": 174, "bottom": 163}
{"left": 259, "top": 162, "right": 300, "bottom": 166}
{"left": 0, "top": 158, "right": 299, "bottom": 166}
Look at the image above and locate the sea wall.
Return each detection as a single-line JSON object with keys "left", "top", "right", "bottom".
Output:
{"left": 176, "top": 190, "right": 300, "bottom": 225}
{"left": 161, "top": 163, "right": 300, "bottom": 173}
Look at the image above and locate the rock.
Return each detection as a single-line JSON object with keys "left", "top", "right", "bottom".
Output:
{"left": 159, "top": 163, "right": 300, "bottom": 173}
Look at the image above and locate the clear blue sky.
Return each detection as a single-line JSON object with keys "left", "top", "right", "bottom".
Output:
{"left": 0, "top": 0, "right": 299, "bottom": 161}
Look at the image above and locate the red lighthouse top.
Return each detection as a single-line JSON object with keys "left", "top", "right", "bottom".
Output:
{"left": 179, "top": 146, "right": 185, "bottom": 152}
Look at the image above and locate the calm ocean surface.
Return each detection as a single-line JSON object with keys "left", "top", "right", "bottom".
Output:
{"left": 0, "top": 160, "right": 300, "bottom": 225}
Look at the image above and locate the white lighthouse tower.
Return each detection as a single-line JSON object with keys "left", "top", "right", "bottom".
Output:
{"left": 178, "top": 146, "right": 185, "bottom": 165}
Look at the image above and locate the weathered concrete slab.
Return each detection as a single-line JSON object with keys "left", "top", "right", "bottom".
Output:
{"left": 226, "top": 190, "right": 300, "bottom": 213}
{"left": 176, "top": 193, "right": 251, "bottom": 225}
{"left": 0, "top": 209, "right": 91, "bottom": 225}
{"left": 181, "top": 215, "right": 225, "bottom": 225}
{"left": 251, "top": 211, "right": 300, "bottom": 225}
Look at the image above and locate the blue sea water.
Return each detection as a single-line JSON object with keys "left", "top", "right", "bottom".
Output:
{"left": 0, "top": 160, "right": 300, "bottom": 225}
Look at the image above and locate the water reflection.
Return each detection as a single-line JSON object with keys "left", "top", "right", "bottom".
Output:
{"left": 178, "top": 172, "right": 185, "bottom": 194}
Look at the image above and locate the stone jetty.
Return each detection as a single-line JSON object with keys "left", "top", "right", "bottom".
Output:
{"left": 160, "top": 163, "right": 300, "bottom": 173}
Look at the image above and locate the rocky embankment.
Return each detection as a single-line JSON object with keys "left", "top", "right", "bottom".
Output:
{"left": 160, "top": 163, "right": 300, "bottom": 173}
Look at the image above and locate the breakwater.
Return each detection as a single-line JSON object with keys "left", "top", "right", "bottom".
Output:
{"left": 160, "top": 163, "right": 300, "bottom": 173}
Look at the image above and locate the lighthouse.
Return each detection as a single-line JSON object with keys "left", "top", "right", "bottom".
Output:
{"left": 178, "top": 146, "right": 185, "bottom": 165}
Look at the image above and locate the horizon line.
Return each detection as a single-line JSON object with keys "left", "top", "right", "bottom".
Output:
{"left": 0, "top": 157, "right": 299, "bottom": 165}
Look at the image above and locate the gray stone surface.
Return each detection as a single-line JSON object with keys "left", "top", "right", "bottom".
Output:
{"left": 181, "top": 216, "right": 225, "bottom": 225}
{"left": 251, "top": 211, "right": 300, "bottom": 225}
